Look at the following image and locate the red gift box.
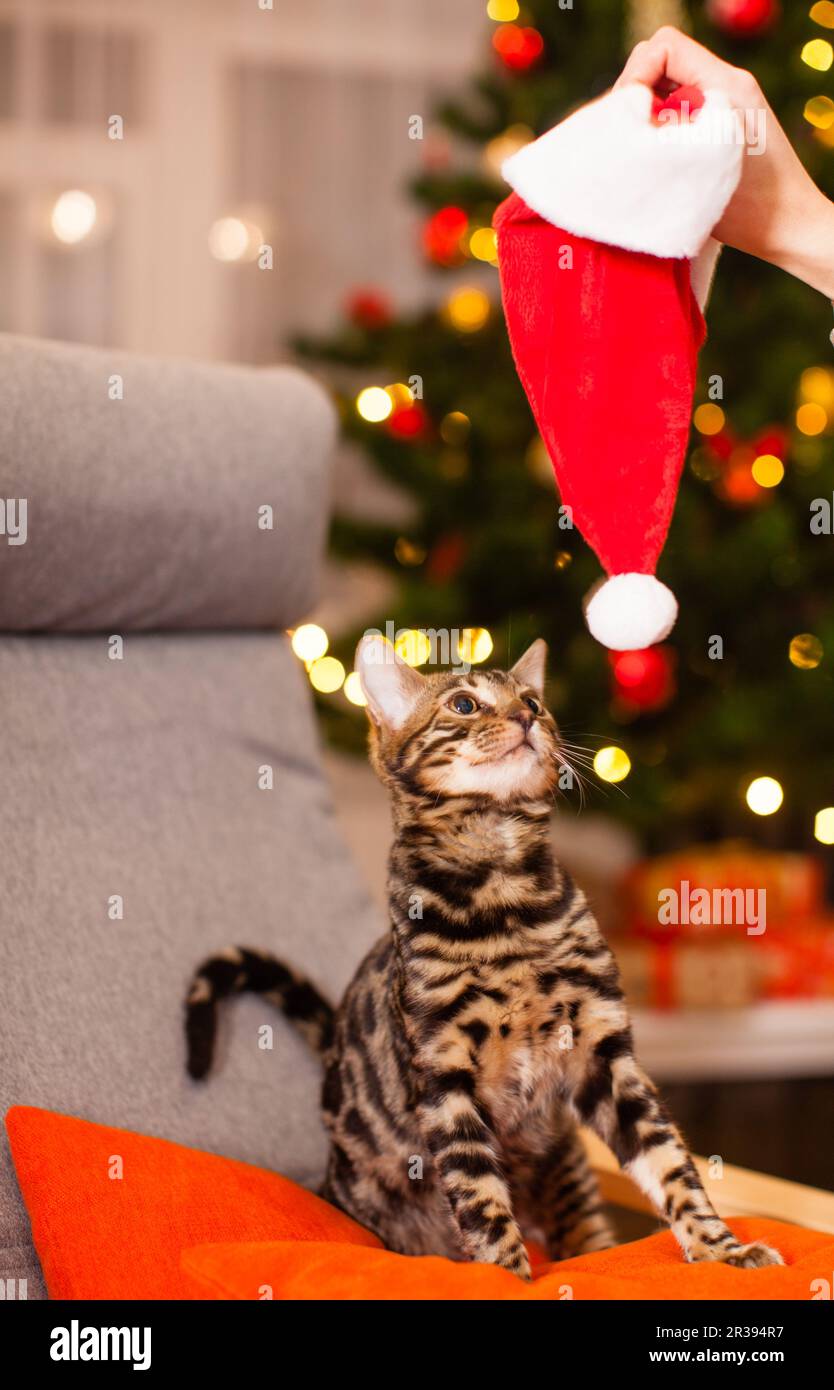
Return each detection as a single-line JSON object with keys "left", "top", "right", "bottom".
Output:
{"left": 622, "top": 843, "right": 823, "bottom": 941}
{"left": 611, "top": 918, "right": 834, "bottom": 1010}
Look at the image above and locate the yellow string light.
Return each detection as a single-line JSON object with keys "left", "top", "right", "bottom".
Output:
{"left": 308, "top": 656, "right": 345, "bottom": 693}
{"left": 814, "top": 119, "right": 834, "bottom": 147}
{"left": 594, "top": 746, "right": 631, "bottom": 783}
{"left": 525, "top": 435, "right": 553, "bottom": 484}
{"left": 486, "top": 0, "right": 520, "bottom": 20}
{"left": 810, "top": 2, "right": 834, "bottom": 28}
{"left": 356, "top": 386, "right": 393, "bottom": 422}
{"left": 745, "top": 776, "right": 783, "bottom": 816}
{"left": 343, "top": 671, "right": 368, "bottom": 706}
{"left": 802, "top": 38, "right": 834, "bottom": 71}
{"left": 395, "top": 630, "right": 432, "bottom": 667}
{"left": 385, "top": 382, "right": 414, "bottom": 409}
{"left": 693, "top": 403, "right": 725, "bottom": 435}
{"left": 814, "top": 807, "right": 834, "bottom": 845}
{"left": 789, "top": 633, "right": 824, "bottom": 669}
{"left": 456, "top": 628, "right": 494, "bottom": 664}
{"left": 804, "top": 95, "right": 834, "bottom": 129}
{"left": 799, "top": 366, "right": 834, "bottom": 407}
{"left": 751, "top": 453, "right": 784, "bottom": 487}
{"left": 440, "top": 411, "right": 471, "bottom": 445}
{"left": 444, "top": 287, "right": 491, "bottom": 333}
{"left": 291, "top": 623, "right": 328, "bottom": 663}
{"left": 469, "top": 227, "right": 498, "bottom": 264}
{"left": 797, "top": 402, "right": 828, "bottom": 436}
{"left": 394, "top": 537, "right": 427, "bottom": 567}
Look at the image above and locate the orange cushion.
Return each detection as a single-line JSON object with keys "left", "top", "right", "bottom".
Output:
{"left": 8, "top": 1105, "right": 833, "bottom": 1301}
{"left": 5, "top": 1105, "right": 379, "bottom": 1300}
{"left": 182, "top": 1218, "right": 834, "bottom": 1301}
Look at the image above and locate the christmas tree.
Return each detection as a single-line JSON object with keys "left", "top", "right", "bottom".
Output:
{"left": 295, "top": 0, "right": 834, "bottom": 855}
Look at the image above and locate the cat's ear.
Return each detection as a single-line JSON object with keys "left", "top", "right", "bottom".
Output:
{"left": 355, "top": 634, "right": 425, "bottom": 728}
{"left": 510, "top": 639, "right": 547, "bottom": 696}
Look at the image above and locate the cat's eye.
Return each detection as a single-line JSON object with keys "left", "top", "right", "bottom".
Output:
{"left": 524, "top": 696, "right": 541, "bottom": 715}
{"left": 450, "top": 694, "right": 477, "bottom": 715}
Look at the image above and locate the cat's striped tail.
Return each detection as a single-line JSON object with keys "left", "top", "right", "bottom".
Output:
{"left": 185, "top": 946, "right": 335, "bottom": 1080}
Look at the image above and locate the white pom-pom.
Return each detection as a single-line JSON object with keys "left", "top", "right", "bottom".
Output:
{"left": 584, "top": 573, "right": 678, "bottom": 651}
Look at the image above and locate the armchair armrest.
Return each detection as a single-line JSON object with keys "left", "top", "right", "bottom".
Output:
{"left": 582, "top": 1129, "right": 834, "bottom": 1234}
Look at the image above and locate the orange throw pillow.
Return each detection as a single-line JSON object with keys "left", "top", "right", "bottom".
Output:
{"left": 182, "top": 1219, "right": 834, "bottom": 1301}
{"left": 9, "top": 1105, "right": 833, "bottom": 1301}
{"left": 5, "top": 1106, "right": 379, "bottom": 1300}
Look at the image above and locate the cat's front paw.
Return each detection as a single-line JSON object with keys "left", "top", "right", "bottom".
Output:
{"left": 718, "top": 1241, "right": 784, "bottom": 1269}
{"left": 691, "top": 1239, "right": 784, "bottom": 1269}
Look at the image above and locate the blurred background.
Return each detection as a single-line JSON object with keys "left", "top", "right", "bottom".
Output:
{"left": 4, "top": 0, "right": 834, "bottom": 1196}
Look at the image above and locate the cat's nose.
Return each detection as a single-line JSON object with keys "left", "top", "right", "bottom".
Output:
{"left": 509, "top": 706, "right": 533, "bottom": 731}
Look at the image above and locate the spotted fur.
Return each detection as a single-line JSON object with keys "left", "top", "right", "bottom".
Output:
{"left": 185, "top": 638, "right": 781, "bottom": 1277}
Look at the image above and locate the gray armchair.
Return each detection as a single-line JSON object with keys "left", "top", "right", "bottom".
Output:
{"left": 0, "top": 334, "right": 382, "bottom": 1297}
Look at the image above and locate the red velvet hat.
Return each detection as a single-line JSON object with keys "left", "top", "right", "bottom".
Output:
{"left": 495, "top": 83, "right": 744, "bottom": 649}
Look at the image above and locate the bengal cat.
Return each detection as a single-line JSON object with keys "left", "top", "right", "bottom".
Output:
{"left": 185, "top": 636, "right": 782, "bottom": 1279}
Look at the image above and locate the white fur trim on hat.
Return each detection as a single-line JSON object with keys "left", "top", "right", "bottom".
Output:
{"left": 502, "top": 84, "right": 744, "bottom": 264}
{"left": 584, "top": 573, "right": 678, "bottom": 650}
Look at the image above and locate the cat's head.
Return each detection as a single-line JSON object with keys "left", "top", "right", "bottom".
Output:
{"left": 356, "top": 635, "right": 560, "bottom": 803}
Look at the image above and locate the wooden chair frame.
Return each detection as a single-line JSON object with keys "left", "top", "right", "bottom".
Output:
{"left": 583, "top": 1130, "right": 834, "bottom": 1234}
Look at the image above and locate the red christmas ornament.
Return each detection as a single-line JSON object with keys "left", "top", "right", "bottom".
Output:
{"left": 426, "top": 532, "right": 467, "bottom": 583}
{"left": 610, "top": 646, "right": 676, "bottom": 713}
{"left": 703, "top": 427, "right": 736, "bottom": 462}
{"left": 345, "top": 288, "right": 391, "bottom": 330}
{"left": 386, "top": 402, "right": 428, "bottom": 440}
{"left": 706, "top": 0, "right": 779, "bottom": 38}
{"left": 751, "top": 425, "right": 788, "bottom": 460}
{"left": 492, "top": 24, "right": 545, "bottom": 73}
{"left": 714, "top": 446, "right": 767, "bottom": 507}
{"left": 422, "top": 206, "right": 468, "bottom": 266}
{"left": 709, "top": 426, "right": 786, "bottom": 506}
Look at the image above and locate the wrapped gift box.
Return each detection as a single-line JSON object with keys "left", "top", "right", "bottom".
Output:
{"left": 612, "top": 920, "right": 834, "bottom": 1010}
{"left": 622, "top": 843, "right": 824, "bottom": 940}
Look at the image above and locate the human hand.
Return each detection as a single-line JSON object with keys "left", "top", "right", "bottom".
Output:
{"left": 616, "top": 26, "right": 834, "bottom": 298}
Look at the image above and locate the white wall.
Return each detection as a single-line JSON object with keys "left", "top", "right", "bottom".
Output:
{"left": 0, "top": 0, "right": 486, "bottom": 360}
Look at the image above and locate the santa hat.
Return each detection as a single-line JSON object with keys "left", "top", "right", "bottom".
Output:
{"left": 494, "top": 83, "right": 744, "bottom": 650}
